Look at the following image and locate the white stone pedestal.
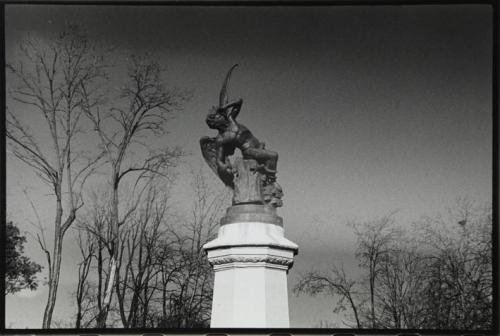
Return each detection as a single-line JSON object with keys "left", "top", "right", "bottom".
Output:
{"left": 203, "top": 204, "right": 298, "bottom": 328}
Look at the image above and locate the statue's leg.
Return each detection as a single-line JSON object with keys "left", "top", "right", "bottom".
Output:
{"left": 266, "top": 150, "right": 278, "bottom": 172}
{"left": 243, "top": 148, "right": 278, "bottom": 173}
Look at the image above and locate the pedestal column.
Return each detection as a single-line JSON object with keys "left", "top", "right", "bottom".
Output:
{"left": 203, "top": 204, "right": 298, "bottom": 328}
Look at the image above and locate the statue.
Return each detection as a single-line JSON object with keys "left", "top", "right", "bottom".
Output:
{"left": 200, "top": 65, "right": 283, "bottom": 207}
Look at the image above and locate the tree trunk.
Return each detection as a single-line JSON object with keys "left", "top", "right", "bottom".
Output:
{"left": 97, "top": 244, "right": 103, "bottom": 314}
{"left": 370, "top": 263, "right": 376, "bottom": 328}
{"left": 42, "top": 195, "right": 63, "bottom": 329}
{"left": 115, "top": 269, "right": 128, "bottom": 328}
{"left": 347, "top": 293, "right": 361, "bottom": 328}
{"left": 97, "top": 174, "right": 120, "bottom": 328}
{"left": 42, "top": 231, "right": 63, "bottom": 328}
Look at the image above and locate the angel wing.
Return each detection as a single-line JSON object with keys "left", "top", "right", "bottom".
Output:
{"left": 200, "top": 136, "right": 234, "bottom": 188}
{"left": 219, "top": 64, "right": 239, "bottom": 107}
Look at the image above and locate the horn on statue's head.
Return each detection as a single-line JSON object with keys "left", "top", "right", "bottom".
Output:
{"left": 219, "top": 64, "right": 239, "bottom": 108}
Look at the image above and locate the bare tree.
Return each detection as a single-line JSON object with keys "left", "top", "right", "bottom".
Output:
{"left": 73, "top": 185, "right": 151, "bottom": 328}
{"left": 350, "top": 214, "right": 401, "bottom": 328}
{"left": 296, "top": 201, "right": 492, "bottom": 329}
{"left": 294, "top": 264, "right": 363, "bottom": 328}
{"left": 6, "top": 25, "right": 105, "bottom": 328}
{"left": 82, "top": 55, "right": 188, "bottom": 327}
{"left": 374, "top": 238, "right": 427, "bottom": 328}
{"left": 72, "top": 190, "right": 119, "bottom": 328}
{"left": 74, "top": 228, "right": 96, "bottom": 328}
{"left": 415, "top": 200, "right": 492, "bottom": 329}
{"left": 72, "top": 167, "right": 225, "bottom": 328}
{"left": 112, "top": 183, "right": 171, "bottom": 328}
{"left": 164, "top": 168, "right": 226, "bottom": 327}
{"left": 78, "top": 191, "right": 113, "bottom": 326}
{"left": 115, "top": 168, "right": 225, "bottom": 328}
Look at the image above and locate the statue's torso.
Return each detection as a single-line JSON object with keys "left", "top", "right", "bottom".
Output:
{"left": 219, "top": 122, "right": 260, "bottom": 154}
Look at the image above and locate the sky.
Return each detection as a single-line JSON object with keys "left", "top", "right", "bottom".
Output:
{"left": 4, "top": 3, "right": 493, "bottom": 329}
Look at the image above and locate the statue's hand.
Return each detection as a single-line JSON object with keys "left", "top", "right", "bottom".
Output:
{"left": 223, "top": 98, "right": 243, "bottom": 119}
{"left": 222, "top": 98, "right": 243, "bottom": 110}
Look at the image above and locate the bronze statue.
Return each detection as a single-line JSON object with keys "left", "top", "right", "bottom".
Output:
{"left": 200, "top": 65, "right": 283, "bottom": 207}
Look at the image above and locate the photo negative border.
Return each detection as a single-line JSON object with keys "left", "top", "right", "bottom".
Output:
{"left": 0, "top": 0, "right": 498, "bottom": 334}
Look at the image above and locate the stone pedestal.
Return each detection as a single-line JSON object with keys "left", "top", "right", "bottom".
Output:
{"left": 203, "top": 204, "right": 298, "bottom": 328}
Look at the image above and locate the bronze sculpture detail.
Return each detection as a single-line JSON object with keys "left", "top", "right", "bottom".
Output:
{"left": 200, "top": 65, "right": 283, "bottom": 207}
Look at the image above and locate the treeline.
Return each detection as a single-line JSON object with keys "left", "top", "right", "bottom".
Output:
{"left": 295, "top": 199, "right": 493, "bottom": 329}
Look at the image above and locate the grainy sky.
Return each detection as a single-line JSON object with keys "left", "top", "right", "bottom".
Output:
{"left": 5, "top": 3, "right": 493, "bottom": 329}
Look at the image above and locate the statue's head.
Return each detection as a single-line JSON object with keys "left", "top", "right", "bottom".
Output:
{"left": 206, "top": 109, "right": 228, "bottom": 130}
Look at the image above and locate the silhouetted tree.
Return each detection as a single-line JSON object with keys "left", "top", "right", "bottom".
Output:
{"left": 295, "top": 200, "right": 492, "bottom": 330}
{"left": 159, "top": 168, "right": 226, "bottom": 327}
{"left": 294, "top": 264, "right": 363, "bottom": 328}
{"left": 74, "top": 227, "right": 96, "bottom": 328}
{"left": 351, "top": 214, "right": 402, "bottom": 328}
{"left": 5, "top": 221, "right": 42, "bottom": 295}
{"left": 415, "top": 199, "right": 492, "bottom": 329}
{"left": 82, "top": 54, "right": 188, "bottom": 327}
{"left": 73, "top": 168, "right": 225, "bottom": 328}
{"left": 6, "top": 24, "right": 106, "bottom": 328}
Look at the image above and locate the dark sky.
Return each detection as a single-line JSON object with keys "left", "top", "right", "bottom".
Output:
{"left": 5, "top": 3, "right": 493, "bottom": 328}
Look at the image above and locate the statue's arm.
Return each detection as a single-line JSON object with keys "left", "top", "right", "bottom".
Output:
{"left": 224, "top": 98, "right": 243, "bottom": 121}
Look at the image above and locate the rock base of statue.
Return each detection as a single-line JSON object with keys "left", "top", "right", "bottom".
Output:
{"left": 232, "top": 158, "right": 263, "bottom": 204}
{"left": 203, "top": 204, "right": 298, "bottom": 328}
{"left": 231, "top": 157, "right": 283, "bottom": 208}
